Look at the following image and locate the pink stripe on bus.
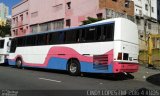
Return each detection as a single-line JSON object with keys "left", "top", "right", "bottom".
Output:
{"left": 10, "top": 47, "right": 113, "bottom": 67}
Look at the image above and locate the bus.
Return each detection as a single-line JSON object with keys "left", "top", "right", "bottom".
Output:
{"left": 0, "top": 37, "right": 11, "bottom": 64}
{"left": 7, "top": 18, "right": 139, "bottom": 75}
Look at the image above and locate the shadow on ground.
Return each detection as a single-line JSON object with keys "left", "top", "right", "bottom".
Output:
{"left": 0, "top": 64, "right": 135, "bottom": 81}
{"left": 82, "top": 72, "right": 134, "bottom": 81}
{"left": 21, "top": 67, "right": 135, "bottom": 81}
{"left": 146, "top": 73, "right": 160, "bottom": 86}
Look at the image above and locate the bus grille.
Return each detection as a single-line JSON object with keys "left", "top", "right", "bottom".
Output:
{"left": 93, "top": 55, "right": 108, "bottom": 70}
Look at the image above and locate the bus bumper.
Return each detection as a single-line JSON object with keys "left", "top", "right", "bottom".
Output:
{"left": 113, "top": 62, "right": 139, "bottom": 73}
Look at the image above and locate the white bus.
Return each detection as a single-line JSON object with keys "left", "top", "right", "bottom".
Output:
{"left": 8, "top": 18, "right": 139, "bottom": 75}
{"left": 0, "top": 37, "right": 11, "bottom": 64}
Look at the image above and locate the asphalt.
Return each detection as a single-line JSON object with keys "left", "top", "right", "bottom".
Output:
{"left": 0, "top": 65, "right": 159, "bottom": 96}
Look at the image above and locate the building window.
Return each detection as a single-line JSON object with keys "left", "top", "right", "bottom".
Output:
{"left": 97, "top": 13, "right": 103, "bottom": 19}
{"left": 139, "top": 10, "right": 142, "bottom": 16}
{"left": 136, "top": 16, "right": 141, "bottom": 25}
{"left": 40, "top": 22, "right": 52, "bottom": 32}
{"left": 148, "top": 23, "right": 151, "bottom": 29}
{"left": 12, "top": 18, "right": 15, "bottom": 24}
{"left": 66, "top": 19, "right": 71, "bottom": 27}
{"left": 152, "top": 7, "right": 154, "bottom": 13}
{"left": 53, "top": 20, "right": 64, "bottom": 30}
{"left": 112, "top": 0, "right": 117, "bottom": 2}
{"left": 16, "top": 17, "right": 18, "bottom": 23}
{"left": 26, "top": 12, "right": 28, "bottom": 18}
{"left": 13, "top": 30, "right": 15, "bottom": 36}
{"left": 66, "top": 2, "right": 71, "bottom": 9}
{"left": 26, "top": 12, "right": 28, "bottom": 15}
{"left": 145, "top": 4, "right": 148, "bottom": 11}
{"left": 125, "top": 0, "right": 130, "bottom": 8}
{"left": 20, "top": 14, "right": 23, "bottom": 21}
{"left": 26, "top": 26, "right": 28, "bottom": 32}
{"left": 31, "top": 25, "right": 38, "bottom": 33}
{"left": 20, "top": 28, "right": 23, "bottom": 33}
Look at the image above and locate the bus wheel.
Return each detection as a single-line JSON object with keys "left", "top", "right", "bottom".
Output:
{"left": 16, "top": 58, "right": 22, "bottom": 69}
{"left": 68, "top": 59, "right": 80, "bottom": 76}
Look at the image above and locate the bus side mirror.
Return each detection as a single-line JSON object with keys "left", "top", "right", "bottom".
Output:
{"left": 7, "top": 42, "right": 11, "bottom": 47}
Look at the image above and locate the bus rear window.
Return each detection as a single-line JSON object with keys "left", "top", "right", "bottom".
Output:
{"left": 0, "top": 40, "right": 5, "bottom": 48}
{"left": 102, "top": 23, "right": 115, "bottom": 41}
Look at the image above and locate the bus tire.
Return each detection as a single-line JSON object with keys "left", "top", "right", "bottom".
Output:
{"left": 16, "top": 58, "right": 22, "bottom": 69}
{"left": 68, "top": 59, "right": 80, "bottom": 76}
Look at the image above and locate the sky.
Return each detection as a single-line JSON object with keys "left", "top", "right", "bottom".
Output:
{"left": 0, "top": 0, "right": 22, "bottom": 15}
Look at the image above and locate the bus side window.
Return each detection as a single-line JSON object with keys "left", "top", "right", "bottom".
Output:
{"left": 0, "top": 40, "right": 5, "bottom": 48}
{"left": 81, "top": 29, "right": 86, "bottom": 42}
{"left": 65, "top": 30, "right": 72, "bottom": 43}
{"left": 76, "top": 30, "right": 80, "bottom": 42}
{"left": 65, "top": 29, "right": 80, "bottom": 43}
{"left": 26, "top": 35, "right": 36, "bottom": 46}
{"left": 96, "top": 26, "right": 102, "bottom": 41}
{"left": 48, "top": 33, "right": 53, "bottom": 45}
{"left": 85, "top": 27, "right": 96, "bottom": 42}
{"left": 48, "top": 32, "right": 63, "bottom": 45}
{"left": 17, "top": 37, "right": 26, "bottom": 47}
{"left": 37, "top": 34, "right": 47, "bottom": 45}
{"left": 59, "top": 32, "right": 65, "bottom": 44}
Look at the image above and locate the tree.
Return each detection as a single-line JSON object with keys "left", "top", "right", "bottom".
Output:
{"left": 0, "top": 19, "right": 11, "bottom": 37}
{"left": 81, "top": 17, "right": 104, "bottom": 25}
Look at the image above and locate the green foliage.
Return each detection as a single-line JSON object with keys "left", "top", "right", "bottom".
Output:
{"left": 81, "top": 17, "right": 105, "bottom": 25}
{"left": 0, "top": 20, "right": 11, "bottom": 37}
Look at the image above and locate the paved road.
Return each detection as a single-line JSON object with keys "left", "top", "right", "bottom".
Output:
{"left": 0, "top": 65, "right": 159, "bottom": 96}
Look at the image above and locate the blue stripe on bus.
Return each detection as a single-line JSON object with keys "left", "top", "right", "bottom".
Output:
{"left": 8, "top": 59, "right": 16, "bottom": 65}
{"left": 8, "top": 57, "right": 113, "bottom": 73}
{"left": 47, "top": 58, "right": 67, "bottom": 70}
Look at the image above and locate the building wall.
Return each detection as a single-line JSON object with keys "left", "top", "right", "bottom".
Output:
{"left": 142, "top": 0, "right": 157, "bottom": 19}
{"left": 11, "top": 0, "right": 134, "bottom": 36}
{"left": 137, "top": 19, "right": 159, "bottom": 50}
{"left": 99, "top": 0, "right": 134, "bottom": 16}
{"left": 133, "top": 0, "right": 142, "bottom": 16}
{"left": 133, "top": 0, "right": 157, "bottom": 20}
{"left": 29, "top": 0, "right": 65, "bottom": 25}
{"left": 29, "top": 0, "right": 66, "bottom": 33}
{"left": 133, "top": 0, "right": 159, "bottom": 50}
{"left": 12, "top": 0, "right": 29, "bottom": 36}
{"left": 29, "top": 0, "right": 102, "bottom": 32}
{"left": 132, "top": 0, "right": 158, "bottom": 20}
{"left": 65, "top": 0, "right": 102, "bottom": 27}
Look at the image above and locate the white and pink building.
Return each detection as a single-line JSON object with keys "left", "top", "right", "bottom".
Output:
{"left": 11, "top": 0, "right": 134, "bottom": 36}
